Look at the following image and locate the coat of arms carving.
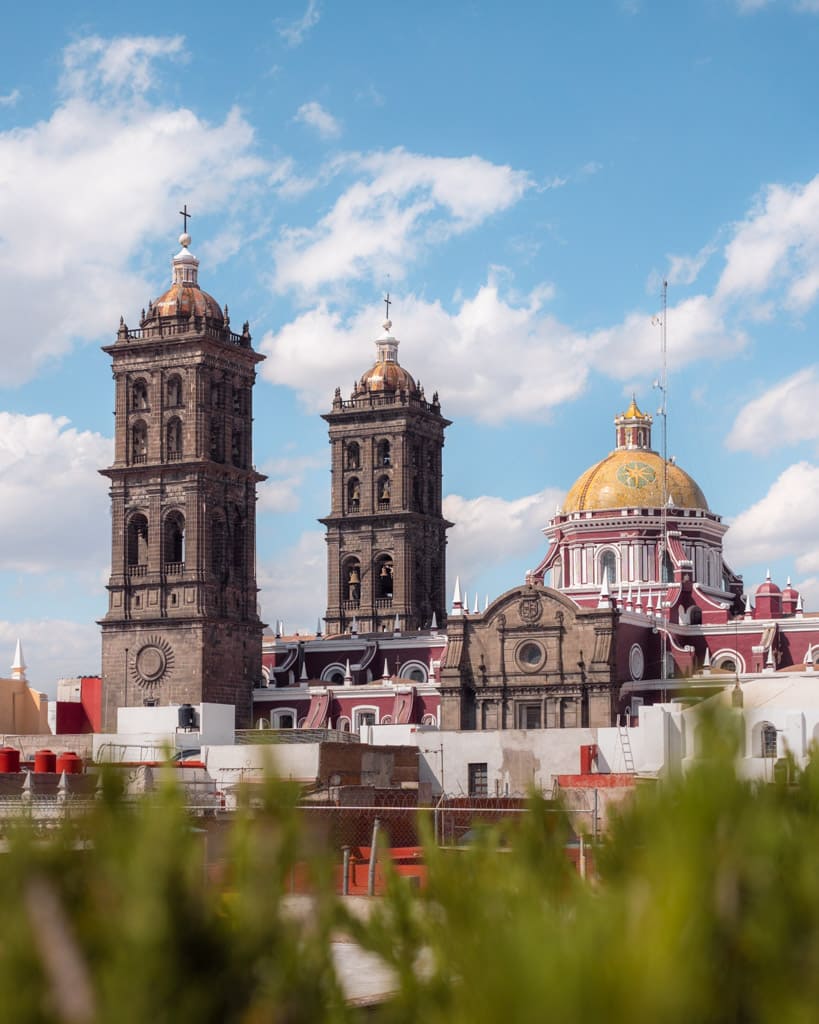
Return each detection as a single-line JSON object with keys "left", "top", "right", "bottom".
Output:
{"left": 519, "top": 595, "right": 542, "bottom": 623}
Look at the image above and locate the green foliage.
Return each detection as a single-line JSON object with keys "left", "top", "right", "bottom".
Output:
{"left": 6, "top": 714, "right": 819, "bottom": 1022}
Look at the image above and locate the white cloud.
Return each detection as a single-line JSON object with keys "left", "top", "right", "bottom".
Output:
{"left": 258, "top": 531, "right": 326, "bottom": 634}
{"left": 0, "top": 619, "right": 101, "bottom": 697}
{"left": 666, "top": 241, "right": 717, "bottom": 286}
{"left": 587, "top": 292, "right": 746, "bottom": 380}
{"left": 61, "top": 35, "right": 186, "bottom": 98}
{"left": 724, "top": 461, "right": 819, "bottom": 569}
{"left": 0, "top": 89, "right": 20, "bottom": 107}
{"left": 271, "top": 147, "right": 532, "bottom": 295}
{"left": 726, "top": 367, "right": 819, "bottom": 453}
{"left": 0, "top": 35, "right": 267, "bottom": 386}
{"left": 257, "top": 453, "right": 324, "bottom": 513}
{"left": 0, "top": 412, "right": 111, "bottom": 575}
{"left": 294, "top": 101, "right": 341, "bottom": 139}
{"left": 261, "top": 276, "right": 751, "bottom": 424}
{"left": 444, "top": 488, "right": 564, "bottom": 585}
{"left": 260, "top": 281, "right": 592, "bottom": 423}
{"left": 278, "top": 0, "right": 321, "bottom": 47}
{"left": 579, "top": 160, "right": 603, "bottom": 176}
{"left": 716, "top": 176, "right": 819, "bottom": 310}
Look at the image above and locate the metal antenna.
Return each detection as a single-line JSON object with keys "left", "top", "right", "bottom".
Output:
{"left": 656, "top": 281, "right": 669, "bottom": 699}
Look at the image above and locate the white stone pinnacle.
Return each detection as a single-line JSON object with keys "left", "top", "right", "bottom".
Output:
{"left": 11, "top": 638, "right": 25, "bottom": 680}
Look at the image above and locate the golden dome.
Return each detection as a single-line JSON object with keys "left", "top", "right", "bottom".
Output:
{"left": 564, "top": 448, "right": 708, "bottom": 513}
{"left": 151, "top": 281, "right": 224, "bottom": 323}
{"left": 358, "top": 360, "right": 416, "bottom": 393}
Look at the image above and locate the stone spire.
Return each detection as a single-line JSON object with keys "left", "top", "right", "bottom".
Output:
{"left": 10, "top": 639, "right": 25, "bottom": 681}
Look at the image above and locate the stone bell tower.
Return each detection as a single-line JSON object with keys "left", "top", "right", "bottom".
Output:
{"left": 99, "top": 220, "right": 266, "bottom": 729}
{"left": 321, "top": 304, "right": 451, "bottom": 635}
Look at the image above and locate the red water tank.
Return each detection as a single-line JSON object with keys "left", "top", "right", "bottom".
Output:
{"left": 34, "top": 749, "right": 57, "bottom": 774}
{"left": 56, "top": 752, "right": 83, "bottom": 775}
{"left": 0, "top": 747, "right": 20, "bottom": 773}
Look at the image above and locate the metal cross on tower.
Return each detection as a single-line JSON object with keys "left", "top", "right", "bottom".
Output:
{"left": 179, "top": 204, "right": 192, "bottom": 232}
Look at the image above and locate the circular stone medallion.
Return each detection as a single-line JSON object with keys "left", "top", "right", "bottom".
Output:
{"left": 629, "top": 643, "right": 645, "bottom": 681}
{"left": 133, "top": 636, "right": 174, "bottom": 688}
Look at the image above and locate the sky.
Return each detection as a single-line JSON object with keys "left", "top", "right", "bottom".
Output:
{"left": 3, "top": 0, "right": 819, "bottom": 693}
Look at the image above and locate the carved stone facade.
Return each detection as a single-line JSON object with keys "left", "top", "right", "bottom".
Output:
{"left": 321, "top": 316, "right": 451, "bottom": 635}
{"left": 440, "top": 584, "right": 617, "bottom": 730}
{"left": 99, "top": 234, "right": 265, "bottom": 730}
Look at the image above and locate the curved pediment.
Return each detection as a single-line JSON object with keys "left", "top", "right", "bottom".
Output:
{"left": 481, "top": 583, "right": 586, "bottom": 629}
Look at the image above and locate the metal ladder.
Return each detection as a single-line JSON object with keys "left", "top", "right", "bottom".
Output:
{"left": 618, "top": 718, "right": 635, "bottom": 773}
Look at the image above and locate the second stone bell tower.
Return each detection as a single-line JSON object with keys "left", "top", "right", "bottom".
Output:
{"left": 321, "top": 304, "right": 451, "bottom": 635}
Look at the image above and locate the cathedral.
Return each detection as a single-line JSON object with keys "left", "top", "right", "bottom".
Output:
{"left": 97, "top": 222, "right": 819, "bottom": 735}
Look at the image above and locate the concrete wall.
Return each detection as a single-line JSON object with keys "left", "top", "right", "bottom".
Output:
{"left": 0, "top": 677, "right": 48, "bottom": 734}
{"left": 116, "top": 702, "right": 235, "bottom": 744}
{"left": 369, "top": 725, "right": 601, "bottom": 796}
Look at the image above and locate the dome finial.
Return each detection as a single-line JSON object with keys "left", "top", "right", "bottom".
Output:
{"left": 179, "top": 203, "right": 192, "bottom": 248}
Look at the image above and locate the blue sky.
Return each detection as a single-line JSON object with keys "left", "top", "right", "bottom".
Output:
{"left": 3, "top": 0, "right": 819, "bottom": 691}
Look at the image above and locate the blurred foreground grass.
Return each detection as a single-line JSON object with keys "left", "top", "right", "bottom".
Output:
{"left": 3, "top": 712, "right": 819, "bottom": 1023}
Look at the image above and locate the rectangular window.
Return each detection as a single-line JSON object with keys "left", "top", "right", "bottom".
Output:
{"left": 518, "top": 703, "right": 542, "bottom": 730}
{"left": 560, "top": 698, "right": 578, "bottom": 729}
{"left": 468, "top": 762, "right": 488, "bottom": 797}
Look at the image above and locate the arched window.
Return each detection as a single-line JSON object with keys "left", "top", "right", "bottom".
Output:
{"left": 127, "top": 513, "right": 149, "bottom": 568}
{"left": 661, "top": 551, "right": 675, "bottom": 583}
{"left": 761, "top": 722, "right": 778, "bottom": 759}
{"left": 347, "top": 477, "right": 360, "bottom": 512}
{"left": 211, "top": 380, "right": 223, "bottom": 408}
{"left": 377, "top": 439, "right": 391, "bottom": 467}
{"left": 132, "top": 379, "right": 148, "bottom": 411}
{"left": 398, "top": 660, "right": 428, "bottom": 683}
{"left": 377, "top": 475, "right": 391, "bottom": 508}
{"left": 163, "top": 512, "right": 185, "bottom": 567}
{"left": 599, "top": 550, "right": 616, "bottom": 586}
{"left": 375, "top": 555, "right": 394, "bottom": 601}
{"left": 271, "top": 708, "right": 297, "bottom": 729}
{"left": 343, "top": 559, "right": 361, "bottom": 605}
{"left": 346, "top": 442, "right": 360, "bottom": 470}
{"left": 131, "top": 421, "right": 148, "bottom": 463}
{"left": 232, "top": 510, "right": 244, "bottom": 573}
{"left": 210, "top": 516, "right": 226, "bottom": 578}
{"left": 166, "top": 418, "right": 182, "bottom": 460}
{"left": 167, "top": 376, "right": 182, "bottom": 407}
{"left": 233, "top": 386, "right": 245, "bottom": 415}
{"left": 210, "top": 421, "right": 223, "bottom": 463}
{"left": 231, "top": 428, "right": 243, "bottom": 468}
